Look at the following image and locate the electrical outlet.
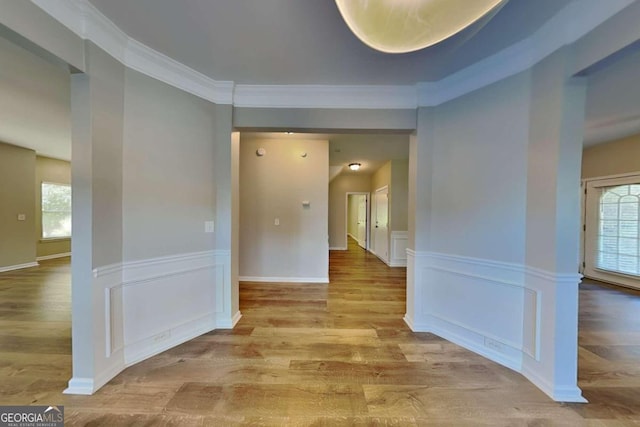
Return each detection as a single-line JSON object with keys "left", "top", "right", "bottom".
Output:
{"left": 204, "top": 221, "right": 214, "bottom": 233}
{"left": 484, "top": 337, "right": 506, "bottom": 353}
{"left": 274, "top": 218, "right": 280, "bottom": 226}
{"left": 153, "top": 331, "right": 170, "bottom": 343}
{"left": 17, "top": 214, "right": 26, "bottom": 221}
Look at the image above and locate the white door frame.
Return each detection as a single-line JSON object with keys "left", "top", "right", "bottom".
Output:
{"left": 345, "top": 191, "right": 370, "bottom": 250}
{"left": 582, "top": 171, "right": 640, "bottom": 290}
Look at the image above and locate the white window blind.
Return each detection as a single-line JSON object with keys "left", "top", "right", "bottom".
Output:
{"left": 597, "top": 184, "right": 640, "bottom": 276}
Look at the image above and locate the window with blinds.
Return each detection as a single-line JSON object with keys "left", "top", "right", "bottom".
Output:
{"left": 42, "top": 182, "right": 72, "bottom": 239}
{"left": 597, "top": 184, "right": 640, "bottom": 276}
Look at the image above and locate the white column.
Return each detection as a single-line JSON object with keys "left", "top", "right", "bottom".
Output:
{"left": 522, "top": 48, "right": 587, "bottom": 402}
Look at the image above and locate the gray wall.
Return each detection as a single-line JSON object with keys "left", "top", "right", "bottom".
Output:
{"left": 36, "top": 156, "right": 71, "bottom": 258}
{"left": 329, "top": 173, "right": 371, "bottom": 249}
{"left": 122, "top": 68, "right": 217, "bottom": 261}
{"left": 240, "top": 136, "right": 329, "bottom": 280}
{"left": 0, "top": 142, "right": 36, "bottom": 268}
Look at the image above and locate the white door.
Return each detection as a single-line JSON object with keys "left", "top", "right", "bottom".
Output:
{"left": 357, "top": 195, "right": 367, "bottom": 248}
{"left": 374, "top": 187, "right": 389, "bottom": 262}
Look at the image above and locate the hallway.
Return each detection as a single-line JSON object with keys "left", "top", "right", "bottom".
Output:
{"left": 1, "top": 242, "right": 640, "bottom": 425}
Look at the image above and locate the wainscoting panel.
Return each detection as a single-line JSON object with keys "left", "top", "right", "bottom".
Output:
{"left": 389, "top": 231, "right": 408, "bottom": 267}
{"left": 406, "top": 249, "right": 583, "bottom": 402}
{"left": 423, "top": 252, "right": 526, "bottom": 370}
{"left": 121, "top": 251, "right": 219, "bottom": 364}
{"left": 82, "top": 250, "right": 224, "bottom": 394}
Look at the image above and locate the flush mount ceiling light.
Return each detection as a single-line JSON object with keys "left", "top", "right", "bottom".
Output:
{"left": 335, "top": 0, "right": 507, "bottom": 54}
{"left": 349, "top": 163, "right": 362, "bottom": 171}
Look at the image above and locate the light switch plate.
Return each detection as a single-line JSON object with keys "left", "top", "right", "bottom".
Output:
{"left": 204, "top": 221, "right": 215, "bottom": 233}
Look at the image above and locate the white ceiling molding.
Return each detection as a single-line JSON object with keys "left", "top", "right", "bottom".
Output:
{"left": 30, "top": 0, "right": 234, "bottom": 105}
{"left": 234, "top": 84, "right": 418, "bottom": 110}
{"left": 126, "top": 39, "right": 234, "bottom": 105}
{"left": 31, "top": 0, "right": 633, "bottom": 110}
{"left": 418, "top": 0, "right": 634, "bottom": 107}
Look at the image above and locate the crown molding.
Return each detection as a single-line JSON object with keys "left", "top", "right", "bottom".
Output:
{"left": 234, "top": 84, "right": 417, "bottom": 110}
{"left": 125, "top": 39, "right": 234, "bottom": 105}
{"left": 30, "top": 0, "right": 234, "bottom": 105}
{"left": 31, "top": 0, "right": 634, "bottom": 110}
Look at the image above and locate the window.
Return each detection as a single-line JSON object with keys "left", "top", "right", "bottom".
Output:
{"left": 596, "top": 184, "right": 640, "bottom": 276}
{"left": 42, "top": 182, "right": 71, "bottom": 239}
{"left": 584, "top": 175, "right": 640, "bottom": 290}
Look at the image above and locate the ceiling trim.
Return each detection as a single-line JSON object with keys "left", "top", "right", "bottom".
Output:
{"left": 417, "top": 0, "right": 634, "bottom": 106}
{"left": 30, "top": 0, "right": 234, "bottom": 105}
{"left": 30, "top": 0, "right": 633, "bottom": 110}
{"left": 234, "top": 84, "right": 417, "bottom": 109}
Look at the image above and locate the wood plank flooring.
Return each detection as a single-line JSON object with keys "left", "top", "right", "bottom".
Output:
{"left": 1, "top": 244, "right": 639, "bottom": 425}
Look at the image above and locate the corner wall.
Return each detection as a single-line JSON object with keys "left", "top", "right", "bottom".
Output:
{"left": 67, "top": 42, "right": 231, "bottom": 395}
{"left": 406, "top": 52, "right": 587, "bottom": 402}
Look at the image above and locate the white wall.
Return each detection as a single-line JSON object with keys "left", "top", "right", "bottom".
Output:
{"left": 411, "top": 71, "right": 530, "bottom": 355}
{"left": 122, "top": 68, "right": 216, "bottom": 261}
{"left": 240, "top": 136, "right": 329, "bottom": 282}
{"left": 431, "top": 73, "right": 529, "bottom": 263}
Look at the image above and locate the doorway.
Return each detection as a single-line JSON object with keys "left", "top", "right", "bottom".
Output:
{"left": 346, "top": 192, "right": 369, "bottom": 250}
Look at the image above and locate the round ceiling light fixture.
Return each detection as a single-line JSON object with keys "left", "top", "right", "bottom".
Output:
{"left": 349, "top": 163, "right": 362, "bottom": 171}
{"left": 335, "top": 0, "right": 507, "bottom": 54}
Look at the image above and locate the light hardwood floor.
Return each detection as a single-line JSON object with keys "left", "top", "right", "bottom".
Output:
{"left": 1, "top": 244, "right": 639, "bottom": 425}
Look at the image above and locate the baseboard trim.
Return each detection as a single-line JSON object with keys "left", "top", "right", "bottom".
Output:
{"left": 427, "top": 314, "right": 521, "bottom": 372}
{"left": 124, "top": 313, "right": 216, "bottom": 366}
{"left": 63, "top": 377, "right": 95, "bottom": 395}
{"left": 329, "top": 247, "right": 348, "bottom": 251}
{"left": 522, "top": 364, "right": 587, "bottom": 403}
{"left": 0, "top": 262, "right": 39, "bottom": 273}
{"left": 36, "top": 252, "right": 71, "bottom": 261}
{"left": 388, "top": 260, "right": 407, "bottom": 267}
{"left": 217, "top": 310, "right": 242, "bottom": 329}
{"left": 239, "top": 276, "right": 329, "bottom": 284}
